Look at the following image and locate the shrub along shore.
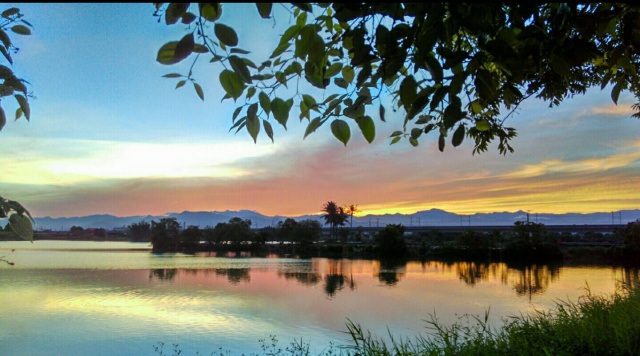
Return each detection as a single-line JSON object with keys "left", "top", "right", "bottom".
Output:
{"left": 155, "top": 286, "right": 640, "bottom": 356}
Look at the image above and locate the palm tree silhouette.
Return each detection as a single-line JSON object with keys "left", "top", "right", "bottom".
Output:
{"left": 344, "top": 204, "right": 359, "bottom": 229}
{"left": 321, "top": 201, "right": 347, "bottom": 242}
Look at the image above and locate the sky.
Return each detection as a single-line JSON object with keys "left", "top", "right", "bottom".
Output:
{"left": 0, "top": 3, "right": 638, "bottom": 218}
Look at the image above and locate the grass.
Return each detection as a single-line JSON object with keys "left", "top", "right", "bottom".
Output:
{"left": 154, "top": 286, "right": 640, "bottom": 356}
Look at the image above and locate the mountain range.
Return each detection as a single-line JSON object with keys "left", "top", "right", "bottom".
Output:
{"left": 30, "top": 209, "right": 640, "bottom": 231}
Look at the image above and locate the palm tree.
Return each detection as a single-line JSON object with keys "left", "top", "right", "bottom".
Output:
{"left": 344, "top": 204, "right": 359, "bottom": 229}
{"left": 321, "top": 201, "right": 348, "bottom": 242}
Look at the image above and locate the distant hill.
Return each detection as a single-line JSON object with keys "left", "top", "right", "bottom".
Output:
{"left": 28, "top": 208, "right": 640, "bottom": 231}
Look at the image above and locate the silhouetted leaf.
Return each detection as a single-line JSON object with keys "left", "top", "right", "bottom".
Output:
{"left": 215, "top": 24, "right": 238, "bottom": 47}
{"left": 0, "top": 28, "right": 11, "bottom": 48}
{"left": 193, "top": 82, "right": 204, "bottom": 101}
{"left": 611, "top": 81, "right": 623, "bottom": 105}
{"left": 331, "top": 119, "right": 350, "bottom": 146}
{"left": 356, "top": 116, "right": 375, "bottom": 143}
{"left": 379, "top": 104, "right": 386, "bottom": 122}
{"left": 162, "top": 73, "right": 182, "bottom": 78}
{"left": 1, "top": 8, "right": 19, "bottom": 19}
{"left": 256, "top": 3, "right": 272, "bottom": 18}
{"left": 409, "top": 137, "right": 419, "bottom": 147}
{"left": 11, "top": 25, "right": 31, "bottom": 35}
{"left": 181, "top": 12, "right": 196, "bottom": 24}
{"left": 304, "top": 116, "right": 326, "bottom": 138}
{"left": 193, "top": 44, "right": 208, "bottom": 53}
{"left": 438, "top": 133, "right": 445, "bottom": 152}
{"left": 452, "top": 124, "right": 465, "bottom": 147}
{"left": 174, "top": 33, "right": 194, "bottom": 61}
{"left": 246, "top": 105, "right": 260, "bottom": 143}
{"left": 175, "top": 80, "right": 186, "bottom": 89}
{"left": 0, "top": 46, "right": 12, "bottom": 64}
{"left": 399, "top": 75, "right": 417, "bottom": 108}
{"left": 0, "top": 107, "right": 5, "bottom": 131}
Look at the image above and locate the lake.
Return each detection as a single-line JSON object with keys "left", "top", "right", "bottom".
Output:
{"left": 1, "top": 241, "right": 637, "bottom": 355}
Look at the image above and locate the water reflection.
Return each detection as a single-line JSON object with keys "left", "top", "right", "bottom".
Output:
{"left": 145, "top": 260, "right": 629, "bottom": 299}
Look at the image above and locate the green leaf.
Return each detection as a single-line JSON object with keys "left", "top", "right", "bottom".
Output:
{"left": 342, "top": 67, "right": 355, "bottom": 84}
{"left": 409, "top": 137, "right": 419, "bottom": 147}
{"left": 271, "top": 98, "right": 290, "bottom": 129}
{"left": 325, "top": 63, "right": 343, "bottom": 79}
{"left": 390, "top": 136, "right": 401, "bottom": 145}
{"left": 219, "top": 70, "right": 245, "bottom": 101}
{"left": 399, "top": 75, "right": 417, "bottom": 108}
{"left": 259, "top": 92, "right": 271, "bottom": 116}
{"left": 246, "top": 104, "right": 260, "bottom": 143}
{"left": 228, "top": 55, "right": 252, "bottom": 84}
{"left": 215, "top": 23, "right": 238, "bottom": 47}
{"left": 230, "top": 48, "right": 251, "bottom": 55}
{"left": 270, "top": 42, "right": 290, "bottom": 58}
{"left": 162, "top": 73, "right": 182, "bottom": 78}
{"left": 476, "top": 120, "right": 490, "bottom": 132}
{"left": 200, "top": 3, "right": 222, "bottom": 22}
{"left": 165, "top": 3, "right": 188, "bottom": 24}
{"left": 193, "top": 82, "right": 204, "bottom": 101}
{"left": 156, "top": 42, "right": 180, "bottom": 65}
{"left": 15, "top": 107, "right": 22, "bottom": 121}
{"left": 232, "top": 106, "right": 242, "bottom": 122}
{"left": 390, "top": 131, "right": 402, "bottom": 137}
{"left": 175, "top": 80, "right": 186, "bottom": 89}
{"left": 246, "top": 87, "right": 256, "bottom": 99}
{"left": 14, "top": 94, "right": 29, "bottom": 121}
{"left": 331, "top": 119, "right": 350, "bottom": 146}
{"left": 256, "top": 3, "right": 272, "bottom": 18}
{"left": 193, "top": 44, "right": 208, "bottom": 54}
{"left": 379, "top": 104, "right": 386, "bottom": 122}
{"left": 355, "top": 116, "right": 375, "bottom": 143}
{"left": 452, "top": 124, "right": 465, "bottom": 147}
{"left": 174, "top": 33, "right": 194, "bottom": 61}
{"left": 263, "top": 120, "right": 274, "bottom": 142}
{"left": 411, "top": 128, "right": 422, "bottom": 139}
{"left": 9, "top": 213, "right": 33, "bottom": 241}
{"left": 304, "top": 117, "right": 326, "bottom": 138}
{"left": 11, "top": 25, "right": 31, "bottom": 35}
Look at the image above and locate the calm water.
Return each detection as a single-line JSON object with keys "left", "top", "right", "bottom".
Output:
{"left": 1, "top": 241, "right": 637, "bottom": 355}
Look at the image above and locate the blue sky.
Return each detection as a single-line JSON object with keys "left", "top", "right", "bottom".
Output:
{"left": 1, "top": 3, "right": 639, "bottom": 218}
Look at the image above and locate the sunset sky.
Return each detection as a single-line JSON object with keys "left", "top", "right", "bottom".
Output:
{"left": 1, "top": 3, "right": 639, "bottom": 218}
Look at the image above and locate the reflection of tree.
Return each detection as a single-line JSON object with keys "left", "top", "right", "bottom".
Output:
{"left": 324, "top": 273, "right": 345, "bottom": 297}
{"left": 615, "top": 267, "right": 639, "bottom": 290}
{"left": 508, "top": 264, "right": 560, "bottom": 300}
{"left": 279, "top": 272, "right": 321, "bottom": 286}
{"left": 419, "top": 260, "right": 562, "bottom": 297}
{"left": 149, "top": 268, "right": 178, "bottom": 281}
{"left": 215, "top": 268, "right": 250, "bottom": 284}
{"left": 456, "top": 262, "right": 494, "bottom": 286}
{"left": 375, "top": 260, "right": 406, "bottom": 286}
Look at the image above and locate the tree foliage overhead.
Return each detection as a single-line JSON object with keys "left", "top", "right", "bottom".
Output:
{"left": 154, "top": 3, "right": 640, "bottom": 153}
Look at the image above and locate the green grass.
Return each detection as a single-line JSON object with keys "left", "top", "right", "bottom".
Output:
{"left": 155, "top": 286, "right": 640, "bottom": 356}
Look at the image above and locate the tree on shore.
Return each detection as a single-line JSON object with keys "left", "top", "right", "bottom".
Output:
{"left": 127, "top": 221, "right": 151, "bottom": 242}
{"left": 344, "top": 204, "right": 359, "bottom": 229}
{"left": 150, "top": 218, "right": 181, "bottom": 252}
{"left": 321, "top": 201, "right": 348, "bottom": 242}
